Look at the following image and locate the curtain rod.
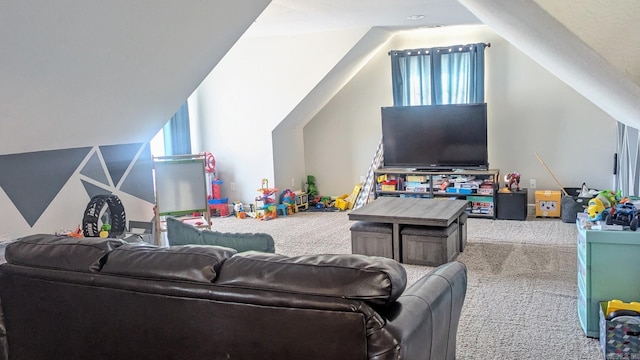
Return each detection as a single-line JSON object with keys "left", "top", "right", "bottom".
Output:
{"left": 388, "top": 42, "right": 491, "bottom": 56}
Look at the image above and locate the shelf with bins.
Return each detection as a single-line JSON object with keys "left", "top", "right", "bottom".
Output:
{"left": 373, "top": 168, "right": 500, "bottom": 219}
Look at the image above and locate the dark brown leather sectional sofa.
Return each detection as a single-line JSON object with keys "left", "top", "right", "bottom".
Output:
{"left": 0, "top": 234, "right": 467, "bottom": 360}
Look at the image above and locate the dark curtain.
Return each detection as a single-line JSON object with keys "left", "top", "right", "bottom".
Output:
{"left": 390, "top": 43, "right": 487, "bottom": 106}
{"left": 163, "top": 101, "right": 191, "bottom": 155}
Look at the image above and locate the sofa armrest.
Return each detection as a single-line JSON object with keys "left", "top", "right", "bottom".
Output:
{"left": 0, "top": 296, "right": 7, "bottom": 360}
{"left": 375, "top": 261, "right": 467, "bottom": 360}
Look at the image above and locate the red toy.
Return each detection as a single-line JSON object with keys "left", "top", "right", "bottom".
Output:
{"left": 504, "top": 172, "right": 521, "bottom": 191}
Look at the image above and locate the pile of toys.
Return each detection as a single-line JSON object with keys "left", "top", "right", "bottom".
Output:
{"left": 231, "top": 175, "right": 361, "bottom": 219}
{"left": 234, "top": 180, "right": 307, "bottom": 221}
{"left": 305, "top": 175, "right": 361, "bottom": 211}
{"left": 605, "top": 299, "right": 640, "bottom": 320}
{"left": 584, "top": 189, "right": 640, "bottom": 230}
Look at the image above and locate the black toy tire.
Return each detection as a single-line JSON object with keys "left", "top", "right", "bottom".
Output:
{"left": 605, "top": 213, "right": 613, "bottom": 225}
{"left": 82, "top": 195, "right": 126, "bottom": 237}
{"left": 631, "top": 217, "right": 639, "bottom": 231}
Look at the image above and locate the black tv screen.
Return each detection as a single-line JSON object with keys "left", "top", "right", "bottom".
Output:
{"left": 381, "top": 103, "right": 488, "bottom": 169}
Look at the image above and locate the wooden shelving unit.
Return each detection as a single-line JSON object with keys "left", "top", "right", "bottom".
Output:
{"left": 373, "top": 168, "right": 500, "bottom": 219}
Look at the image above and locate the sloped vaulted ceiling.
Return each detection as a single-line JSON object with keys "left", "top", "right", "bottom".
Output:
{"left": 0, "top": 0, "right": 271, "bottom": 155}
{"left": 535, "top": 0, "right": 640, "bottom": 85}
{"left": 458, "top": 0, "right": 640, "bottom": 129}
{"left": 3, "top": 0, "right": 638, "bottom": 154}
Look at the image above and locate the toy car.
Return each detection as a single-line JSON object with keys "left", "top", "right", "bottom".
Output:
{"left": 587, "top": 198, "right": 608, "bottom": 222}
{"left": 606, "top": 203, "right": 638, "bottom": 228}
{"left": 631, "top": 212, "right": 640, "bottom": 231}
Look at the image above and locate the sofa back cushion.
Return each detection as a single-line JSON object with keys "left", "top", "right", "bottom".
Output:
{"left": 5, "top": 234, "right": 126, "bottom": 272}
{"left": 216, "top": 252, "right": 407, "bottom": 305}
{"left": 100, "top": 242, "right": 237, "bottom": 283}
{"left": 166, "top": 216, "right": 275, "bottom": 253}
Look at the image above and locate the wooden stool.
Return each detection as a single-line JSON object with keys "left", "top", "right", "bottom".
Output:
{"left": 349, "top": 221, "right": 393, "bottom": 259}
{"left": 401, "top": 223, "right": 458, "bottom": 266}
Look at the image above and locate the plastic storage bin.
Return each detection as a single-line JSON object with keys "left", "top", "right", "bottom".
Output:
{"left": 535, "top": 190, "right": 561, "bottom": 217}
{"left": 599, "top": 302, "right": 640, "bottom": 359}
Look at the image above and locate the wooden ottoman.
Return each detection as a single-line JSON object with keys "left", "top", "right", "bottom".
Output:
{"left": 401, "top": 223, "right": 459, "bottom": 266}
{"left": 350, "top": 221, "right": 393, "bottom": 259}
{"left": 458, "top": 212, "right": 468, "bottom": 252}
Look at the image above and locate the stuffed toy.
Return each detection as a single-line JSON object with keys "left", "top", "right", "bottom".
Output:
{"left": 504, "top": 172, "right": 521, "bottom": 191}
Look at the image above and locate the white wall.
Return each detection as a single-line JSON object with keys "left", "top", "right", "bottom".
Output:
{"left": 303, "top": 38, "right": 393, "bottom": 196}
{"left": 272, "top": 125, "right": 306, "bottom": 192}
{"left": 190, "top": 23, "right": 617, "bottom": 207}
{"left": 304, "top": 25, "right": 616, "bottom": 202}
{"left": 190, "top": 28, "right": 371, "bottom": 204}
{"left": 272, "top": 28, "right": 395, "bottom": 196}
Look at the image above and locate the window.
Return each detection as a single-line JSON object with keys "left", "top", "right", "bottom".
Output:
{"left": 150, "top": 101, "right": 191, "bottom": 157}
{"left": 390, "top": 43, "right": 488, "bottom": 106}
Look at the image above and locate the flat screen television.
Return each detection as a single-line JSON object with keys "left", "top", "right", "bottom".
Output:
{"left": 381, "top": 103, "right": 488, "bottom": 170}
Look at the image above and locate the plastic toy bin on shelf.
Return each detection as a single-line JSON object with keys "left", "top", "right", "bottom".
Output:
{"left": 535, "top": 190, "right": 561, "bottom": 217}
{"left": 467, "top": 196, "right": 494, "bottom": 216}
{"left": 380, "top": 180, "right": 397, "bottom": 191}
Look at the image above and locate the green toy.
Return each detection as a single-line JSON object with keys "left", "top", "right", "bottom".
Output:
{"left": 99, "top": 224, "right": 111, "bottom": 238}
{"left": 597, "top": 189, "right": 622, "bottom": 207}
{"left": 306, "top": 175, "right": 318, "bottom": 198}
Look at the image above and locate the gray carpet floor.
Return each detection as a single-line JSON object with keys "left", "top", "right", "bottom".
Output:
{"left": 210, "top": 211, "right": 602, "bottom": 359}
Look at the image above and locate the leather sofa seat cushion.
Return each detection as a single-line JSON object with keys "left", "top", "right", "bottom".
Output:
{"left": 5, "top": 234, "right": 126, "bottom": 272}
{"left": 100, "top": 242, "right": 237, "bottom": 283}
{"left": 166, "top": 216, "right": 275, "bottom": 253}
{"left": 216, "top": 252, "right": 407, "bottom": 305}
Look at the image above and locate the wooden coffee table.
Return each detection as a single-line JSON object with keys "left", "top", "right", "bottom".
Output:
{"left": 348, "top": 197, "right": 468, "bottom": 261}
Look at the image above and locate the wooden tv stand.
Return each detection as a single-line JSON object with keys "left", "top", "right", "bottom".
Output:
{"left": 373, "top": 168, "right": 500, "bottom": 219}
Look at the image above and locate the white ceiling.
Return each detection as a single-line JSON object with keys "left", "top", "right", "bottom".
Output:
{"left": 245, "top": 0, "right": 481, "bottom": 37}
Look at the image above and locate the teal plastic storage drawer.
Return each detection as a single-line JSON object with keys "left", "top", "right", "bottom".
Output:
{"left": 577, "top": 221, "right": 640, "bottom": 337}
